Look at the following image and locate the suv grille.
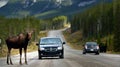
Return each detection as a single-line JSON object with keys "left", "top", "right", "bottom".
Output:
{"left": 45, "top": 47, "right": 57, "bottom": 52}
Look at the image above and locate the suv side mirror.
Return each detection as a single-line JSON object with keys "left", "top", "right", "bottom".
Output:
{"left": 63, "top": 42, "right": 66, "bottom": 44}
{"left": 36, "top": 43, "right": 39, "bottom": 46}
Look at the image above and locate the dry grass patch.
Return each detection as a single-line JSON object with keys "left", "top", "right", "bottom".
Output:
{"left": 63, "top": 29, "right": 84, "bottom": 50}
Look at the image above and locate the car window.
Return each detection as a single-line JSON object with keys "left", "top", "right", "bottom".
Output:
{"left": 86, "top": 43, "right": 97, "bottom": 48}
{"left": 40, "top": 38, "right": 62, "bottom": 45}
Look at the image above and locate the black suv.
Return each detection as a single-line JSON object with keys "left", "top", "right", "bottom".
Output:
{"left": 83, "top": 42, "right": 100, "bottom": 55}
{"left": 36, "top": 37, "right": 65, "bottom": 59}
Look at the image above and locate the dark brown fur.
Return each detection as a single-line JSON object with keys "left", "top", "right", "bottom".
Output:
{"left": 6, "top": 32, "right": 33, "bottom": 65}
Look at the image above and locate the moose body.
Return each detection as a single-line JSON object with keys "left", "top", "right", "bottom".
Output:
{"left": 6, "top": 32, "right": 32, "bottom": 65}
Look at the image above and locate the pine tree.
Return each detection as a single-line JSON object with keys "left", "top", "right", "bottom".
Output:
{"left": 113, "top": 0, "right": 120, "bottom": 52}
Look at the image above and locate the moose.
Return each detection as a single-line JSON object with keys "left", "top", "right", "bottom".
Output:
{"left": 6, "top": 31, "right": 33, "bottom": 65}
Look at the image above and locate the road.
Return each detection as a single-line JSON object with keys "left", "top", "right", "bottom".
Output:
{"left": 0, "top": 30, "right": 120, "bottom": 67}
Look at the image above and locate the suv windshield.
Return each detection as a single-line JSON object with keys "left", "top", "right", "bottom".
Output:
{"left": 40, "top": 38, "right": 62, "bottom": 45}
{"left": 86, "top": 44, "right": 97, "bottom": 46}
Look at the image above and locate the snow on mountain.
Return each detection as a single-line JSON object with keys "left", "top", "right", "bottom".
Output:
{"left": 23, "top": 0, "right": 36, "bottom": 8}
{"left": 33, "top": 0, "right": 36, "bottom": 3}
{"left": 53, "top": 0, "right": 72, "bottom": 7}
{"left": 0, "top": 0, "right": 9, "bottom": 8}
{"left": 78, "top": 0, "right": 96, "bottom": 7}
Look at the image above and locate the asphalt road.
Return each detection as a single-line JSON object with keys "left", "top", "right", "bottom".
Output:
{"left": 0, "top": 30, "right": 120, "bottom": 67}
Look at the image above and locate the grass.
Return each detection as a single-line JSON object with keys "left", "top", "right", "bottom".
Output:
{"left": 17, "top": 11, "right": 30, "bottom": 17}
{"left": 107, "top": 51, "right": 120, "bottom": 54}
{"left": 63, "top": 28, "right": 84, "bottom": 50}
{"left": 0, "top": 31, "right": 47, "bottom": 57}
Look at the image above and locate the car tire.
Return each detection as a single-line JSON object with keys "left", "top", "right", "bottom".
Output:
{"left": 39, "top": 55, "right": 42, "bottom": 59}
{"left": 59, "top": 55, "right": 64, "bottom": 59}
{"left": 59, "top": 50, "right": 64, "bottom": 59}
{"left": 95, "top": 52, "right": 100, "bottom": 55}
{"left": 83, "top": 52, "right": 86, "bottom": 54}
{"left": 83, "top": 50, "right": 86, "bottom": 54}
{"left": 38, "top": 50, "right": 42, "bottom": 59}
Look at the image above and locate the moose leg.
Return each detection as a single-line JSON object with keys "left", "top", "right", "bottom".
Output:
{"left": 19, "top": 48, "right": 22, "bottom": 65}
{"left": 9, "top": 48, "right": 13, "bottom": 65}
{"left": 7, "top": 49, "right": 10, "bottom": 65}
{"left": 24, "top": 48, "right": 27, "bottom": 64}
{"left": 7, "top": 48, "right": 12, "bottom": 65}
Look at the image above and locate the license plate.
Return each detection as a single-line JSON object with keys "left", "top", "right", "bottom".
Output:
{"left": 90, "top": 49, "right": 94, "bottom": 51}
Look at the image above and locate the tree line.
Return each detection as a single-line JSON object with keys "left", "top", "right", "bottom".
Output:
{"left": 71, "top": 0, "right": 120, "bottom": 52}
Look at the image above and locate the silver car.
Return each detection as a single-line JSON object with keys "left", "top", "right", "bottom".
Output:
{"left": 83, "top": 42, "right": 100, "bottom": 55}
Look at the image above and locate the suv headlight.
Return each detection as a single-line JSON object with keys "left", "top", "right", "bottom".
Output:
{"left": 40, "top": 48, "right": 45, "bottom": 50}
{"left": 85, "top": 45, "right": 87, "bottom": 49}
{"left": 58, "top": 47, "right": 62, "bottom": 50}
{"left": 96, "top": 46, "right": 99, "bottom": 49}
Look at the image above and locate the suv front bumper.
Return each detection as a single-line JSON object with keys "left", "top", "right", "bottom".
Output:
{"left": 85, "top": 49, "right": 99, "bottom": 53}
{"left": 39, "top": 50, "right": 63, "bottom": 57}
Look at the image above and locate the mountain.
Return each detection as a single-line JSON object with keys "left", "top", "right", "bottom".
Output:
{"left": 0, "top": 0, "right": 112, "bottom": 19}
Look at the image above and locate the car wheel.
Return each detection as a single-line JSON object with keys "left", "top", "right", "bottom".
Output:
{"left": 83, "top": 52, "right": 86, "bottom": 54}
{"left": 95, "top": 52, "right": 100, "bottom": 55}
{"left": 38, "top": 50, "right": 42, "bottom": 59}
{"left": 59, "top": 55, "right": 64, "bottom": 58}
{"left": 83, "top": 50, "right": 86, "bottom": 54}
{"left": 59, "top": 50, "right": 64, "bottom": 59}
